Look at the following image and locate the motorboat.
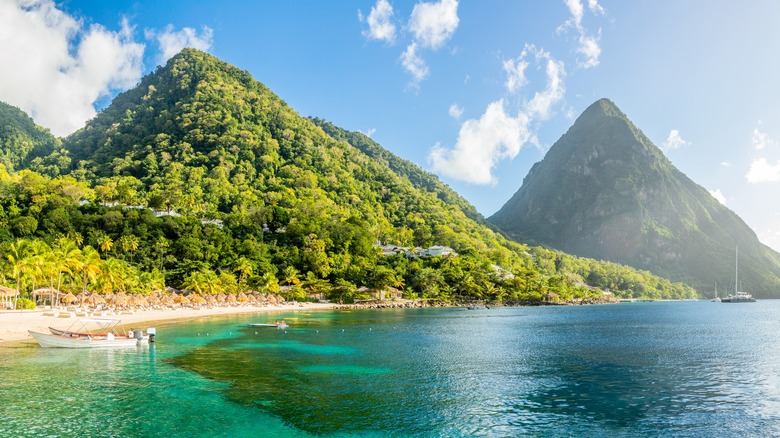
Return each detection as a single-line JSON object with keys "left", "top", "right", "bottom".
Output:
{"left": 247, "top": 322, "right": 289, "bottom": 329}
{"left": 29, "top": 318, "right": 155, "bottom": 348}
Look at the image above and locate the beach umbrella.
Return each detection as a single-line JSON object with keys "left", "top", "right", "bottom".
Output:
{"left": 161, "top": 296, "right": 175, "bottom": 306}
{"left": 203, "top": 294, "right": 216, "bottom": 304}
{"left": 173, "top": 293, "right": 187, "bottom": 304}
{"left": 215, "top": 293, "right": 227, "bottom": 303}
{"left": 61, "top": 292, "right": 78, "bottom": 304}
{"left": 87, "top": 293, "right": 106, "bottom": 305}
{"left": 226, "top": 294, "right": 237, "bottom": 304}
{"left": 237, "top": 292, "right": 248, "bottom": 303}
{"left": 190, "top": 294, "right": 207, "bottom": 305}
{"left": 113, "top": 293, "right": 128, "bottom": 308}
{"left": 146, "top": 295, "right": 161, "bottom": 305}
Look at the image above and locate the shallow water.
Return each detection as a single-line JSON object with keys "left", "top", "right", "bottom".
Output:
{"left": 2, "top": 302, "right": 779, "bottom": 437}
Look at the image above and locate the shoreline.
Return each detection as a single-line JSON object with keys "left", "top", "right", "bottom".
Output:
{"left": 0, "top": 302, "right": 338, "bottom": 348}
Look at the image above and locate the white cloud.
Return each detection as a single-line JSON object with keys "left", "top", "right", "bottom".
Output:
{"left": 429, "top": 49, "right": 566, "bottom": 184}
{"left": 746, "top": 158, "right": 780, "bottom": 183}
{"left": 709, "top": 189, "right": 727, "bottom": 205}
{"left": 752, "top": 128, "right": 774, "bottom": 150}
{"left": 359, "top": 0, "right": 396, "bottom": 43}
{"left": 0, "top": 0, "right": 144, "bottom": 136}
{"left": 662, "top": 129, "right": 689, "bottom": 151}
{"left": 409, "top": 0, "right": 459, "bottom": 50}
{"left": 588, "top": 0, "right": 606, "bottom": 15}
{"left": 563, "top": 0, "right": 584, "bottom": 27}
{"left": 577, "top": 32, "right": 601, "bottom": 68}
{"left": 503, "top": 57, "right": 529, "bottom": 94}
{"left": 448, "top": 103, "right": 464, "bottom": 119}
{"left": 147, "top": 25, "right": 213, "bottom": 66}
{"left": 400, "top": 42, "right": 429, "bottom": 83}
{"left": 559, "top": 0, "right": 603, "bottom": 69}
{"left": 430, "top": 100, "right": 530, "bottom": 184}
{"left": 361, "top": 128, "right": 377, "bottom": 137}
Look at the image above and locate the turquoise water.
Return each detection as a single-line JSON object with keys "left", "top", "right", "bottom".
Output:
{"left": 2, "top": 302, "right": 780, "bottom": 437}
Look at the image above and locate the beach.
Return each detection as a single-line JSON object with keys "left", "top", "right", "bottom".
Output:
{"left": 0, "top": 302, "right": 337, "bottom": 347}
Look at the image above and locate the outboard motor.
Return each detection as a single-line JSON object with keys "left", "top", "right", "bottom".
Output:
{"left": 133, "top": 329, "right": 144, "bottom": 342}
{"left": 147, "top": 328, "right": 156, "bottom": 343}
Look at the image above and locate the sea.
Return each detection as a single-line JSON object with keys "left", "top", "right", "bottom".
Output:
{"left": 2, "top": 300, "right": 780, "bottom": 437}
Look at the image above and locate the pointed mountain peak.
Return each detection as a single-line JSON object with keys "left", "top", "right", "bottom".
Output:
{"left": 489, "top": 98, "right": 780, "bottom": 297}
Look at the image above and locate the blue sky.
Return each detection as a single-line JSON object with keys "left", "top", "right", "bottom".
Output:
{"left": 2, "top": 0, "right": 780, "bottom": 252}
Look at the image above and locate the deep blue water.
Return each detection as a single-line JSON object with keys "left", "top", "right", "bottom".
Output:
{"left": 2, "top": 301, "right": 780, "bottom": 437}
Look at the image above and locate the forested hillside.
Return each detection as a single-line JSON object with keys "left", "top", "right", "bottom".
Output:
{"left": 0, "top": 50, "right": 697, "bottom": 305}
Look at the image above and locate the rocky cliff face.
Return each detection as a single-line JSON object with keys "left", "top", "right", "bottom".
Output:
{"left": 489, "top": 98, "right": 780, "bottom": 296}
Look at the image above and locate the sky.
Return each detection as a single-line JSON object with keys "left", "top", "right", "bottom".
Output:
{"left": 2, "top": 0, "right": 780, "bottom": 252}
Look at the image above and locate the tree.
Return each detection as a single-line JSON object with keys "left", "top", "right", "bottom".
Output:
{"left": 5, "top": 239, "right": 32, "bottom": 308}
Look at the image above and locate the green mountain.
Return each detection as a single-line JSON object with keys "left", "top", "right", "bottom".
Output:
{"left": 489, "top": 98, "right": 780, "bottom": 297}
{"left": 0, "top": 51, "right": 697, "bottom": 302}
{"left": 0, "top": 101, "right": 63, "bottom": 173}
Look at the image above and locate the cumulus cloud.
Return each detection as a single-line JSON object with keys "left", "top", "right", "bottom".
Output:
{"left": 559, "top": 0, "right": 603, "bottom": 69}
{"left": 448, "top": 103, "right": 464, "bottom": 119}
{"left": 746, "top": 158, "right": 780, "bottom": 183}
{"left": 408, "top": 0, "right": 459, "bottom": 49}
{"left": 429, "top": 49, "right": 566, "bottom": 184}
{"left": 400, "top": 42, "right": 429, "bottom": 83}
{"left": 752, "top": 127, "right": 774, "bottom": 150}
{"left": 430, "top": 100, "right": 529, "bottom": 184}
{"left": 359, "top": 0, "right": 396, "bottom": 43}
{"left": 662, "top": 129, "right": 689, "bottom": 151}
{"left": 147, "top": 25, "right": 214, "bottom": 66}
{"left": 709, "top": 189, "right": 727, "bottom": 205}
{"left": 0, "top": 0, "right": 144, "bottom": 136}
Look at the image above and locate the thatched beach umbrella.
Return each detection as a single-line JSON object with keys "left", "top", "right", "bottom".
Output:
{"left": 237, "top": 292, "right": 248, "bottom": 303}
{"left": 190, "top": 294, "right": 207, "bottom": 305}
{"left": 203, "top": 294, "right": 216, "bottom": 304}
{"left": 61, "top": 292, "right": 78, "bottom": 304}
{"left": 161, "top": 295, "right": 175, "bottom": 306}
{"left": 87, "top": 293, "right": 106, "bottom": 305}
{"left": 215, "top": 293, "right": 227, "bottom": 304}
{"left": 226, "top": 294, "right": 237, "bottom": 304}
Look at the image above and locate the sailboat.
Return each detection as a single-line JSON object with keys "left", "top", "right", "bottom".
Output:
{"left": 710, "top": 283, "right": 720, "bottom": 302}
{"left": 721, "top": 247, "right": 756, "bottom": 303}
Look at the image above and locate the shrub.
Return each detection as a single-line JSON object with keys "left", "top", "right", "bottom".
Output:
{"left": 14, "top": 298, "right": 36, "bottom": 310}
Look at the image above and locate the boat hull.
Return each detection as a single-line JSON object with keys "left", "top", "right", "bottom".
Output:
{"left": 29, "top": 331, "right": 148, "bottom": 348}
{"left": 247, "top": 323, "right": 288, "bottom": 328}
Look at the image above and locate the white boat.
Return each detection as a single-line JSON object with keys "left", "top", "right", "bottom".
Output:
{"left": 29, "top": 318, "right": 154, "bottom": 348}
{"left": 721, "top": 247, "right": 756, "bottom": 303}
{"left": 247, "top": 322, "right": 288, "bottom": 329}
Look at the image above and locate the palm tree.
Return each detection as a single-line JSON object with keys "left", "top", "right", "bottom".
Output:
{"left": 77, "top": 246, "right": 102, "bottom": 305}
{"left": 52, "top": 237, "right": 80, "bottom": 307}
{"left": 118, "top": 235, "right": 140, "bottom": 262}
{"left": 233, "top": 257, "right": 254, "bottom": 290}
{"left": 155, "top": 237, "right": 169, "bottom": 271}
{"left": 97, "top": 233, "right": 114, "bottom": 255}
{"left": 282, "top": 266, "right": 300, "bottom": 287}
{"left": 5, "top": 239, "right": 32, "bottom": 308}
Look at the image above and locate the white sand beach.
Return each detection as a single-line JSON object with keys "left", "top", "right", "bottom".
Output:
{"left": 0, "top": 302, "right": 337, "bottom": 347}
